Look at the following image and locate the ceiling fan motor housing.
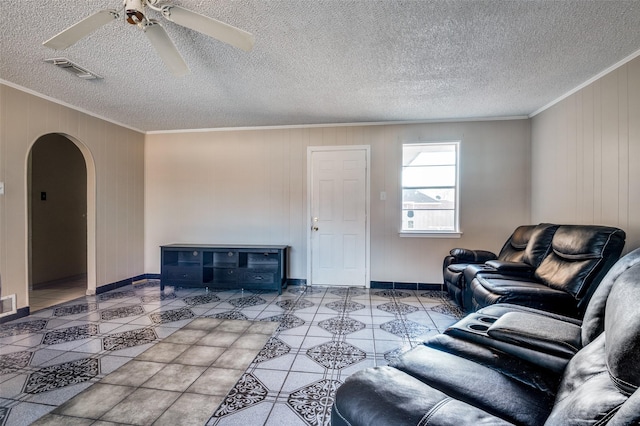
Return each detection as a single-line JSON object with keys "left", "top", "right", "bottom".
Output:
{"left": 125, "top": 0, "right": 146, "bottom": 25}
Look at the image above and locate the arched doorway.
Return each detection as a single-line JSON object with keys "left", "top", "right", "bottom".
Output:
{"left": 27, "top": 133, "right": 96, "bottom": 311}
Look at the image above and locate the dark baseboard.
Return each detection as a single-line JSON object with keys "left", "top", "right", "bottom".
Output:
{"left": 95, "top": 274, "right": 149, "bottom": 295}
{"left": 370, "top": 281, "right": 443, "bottom": 291}
{"left": 0, "top": 306, "right": 30, "bottom": 324}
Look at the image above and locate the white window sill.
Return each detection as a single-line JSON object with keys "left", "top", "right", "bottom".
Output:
{"left": 399, "top": 231, "right": 462, "bottom": 238}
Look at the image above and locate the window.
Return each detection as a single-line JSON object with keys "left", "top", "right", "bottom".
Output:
{"left": 401, "top": 142, "right": 460, "bottom": 234}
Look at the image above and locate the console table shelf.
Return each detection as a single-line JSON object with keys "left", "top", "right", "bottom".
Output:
{"left": 161, "top": 244, "right": 288, "bottom": 294}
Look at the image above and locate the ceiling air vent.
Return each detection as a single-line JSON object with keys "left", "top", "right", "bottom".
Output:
{"left": 44, "top": 57, "right": 103, "bottom": 80}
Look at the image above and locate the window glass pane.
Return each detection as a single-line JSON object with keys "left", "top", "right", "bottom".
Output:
{"left": 402, "top": 209, "right": 455, "bottom": 231}
{"left": 402, "top": 188, "right": 455, "bottom": 210}
{"left": 403, "top": 144, "right": 456, "bottom": 166}
{"left": 402, "top": 165, "right": 456, "bottom": 187}
{"left": 401, "top": 142, "right": 459, "bottom": 233}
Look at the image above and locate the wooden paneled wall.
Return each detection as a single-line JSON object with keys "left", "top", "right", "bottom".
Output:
{"left": 145, "top": 119, "right": 531, "bottom": 284}
{"left": 0, "top": 85, "right": 145, "bottom": 309}
{"left": 531, "top": 56, "right": 640, "bottom": 252}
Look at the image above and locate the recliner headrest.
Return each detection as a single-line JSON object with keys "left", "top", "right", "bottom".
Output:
{"left": 509, "top": 225, "right": 536, "bottom": 249}
{"left": 605, "top": 261, "right": 640, "bottom": 394}
{"left": 551, "top": 225, "right": 624, "bottom": 260}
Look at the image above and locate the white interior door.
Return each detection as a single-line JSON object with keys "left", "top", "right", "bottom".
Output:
{"left": 308, "top": 146, "right": 369, "bottom": 286}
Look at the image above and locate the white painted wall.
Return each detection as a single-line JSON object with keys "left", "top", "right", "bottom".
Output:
{"left": 531, "top": 56, "right": 640, "bottom": 252}
{"left": 145, "top": 119, "right": 531, "bottom": 284}
{"left": 0, "top": 84, "right": 145, "bottom": 309}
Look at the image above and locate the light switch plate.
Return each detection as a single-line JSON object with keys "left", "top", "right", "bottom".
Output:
{"left": 0, "top": 182, "right": 4, "bottom": 195}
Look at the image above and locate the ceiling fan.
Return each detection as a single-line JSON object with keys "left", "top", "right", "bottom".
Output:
{"left": 43, "top": 0, "right": 255, "bottom": 76}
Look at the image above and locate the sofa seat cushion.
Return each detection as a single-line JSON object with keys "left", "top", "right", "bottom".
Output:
{"left": 391, "top": 343, "right": 555, "bottom": 426}
{"left": 331, "top": 366, "right": 514, "bottom": 426}
{"left": 470, "top": 276, "right": 577, "bottom": 316}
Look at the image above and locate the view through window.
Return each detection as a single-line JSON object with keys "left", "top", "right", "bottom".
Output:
{"left": 401, "top": 142, "right": 459, "bottom": 233}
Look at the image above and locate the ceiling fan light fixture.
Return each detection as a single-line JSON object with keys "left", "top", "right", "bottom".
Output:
{"left": 45, "top": 58, "right": 103, "bottom": 80}
{"left": 125, "top": 0, "right": 146, "bottom": 25}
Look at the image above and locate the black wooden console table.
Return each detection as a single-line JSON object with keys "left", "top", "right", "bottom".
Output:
{"left": 160, "top": 244, "right": 288, "bottom": 294}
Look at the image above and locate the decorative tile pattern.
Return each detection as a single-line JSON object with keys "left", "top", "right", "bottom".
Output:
{"left": 98, "top": 290, "right": 137, "bottom": 301}
{"left": 3, "top": 281, "right": 463, "bottom": 426}
{"left": 100, "top": 305, "right": 145, "bottom": 321}
{"left": 148, "top": 307, "right": 195, "bottom": 324}
{"left": 329, "top": 288, "right": 365, "bottom": 297}
{"left": 326, "top": 300, "right": 365, "bottom": 313}
{"left": 228, "top": 295, "right": 267, "bottom": 308}
{"left": 373, "top": 290, "right": 411, "bottom": 299}
{"left": 254, "top": 337, "right": 291, "bottom": 363}
{"left": 53, "top": 303, "right": 98, "bottom": 317}
{"left": 288, "top": 286, "right": 324, "bottom": 295}
{"left": 23, "top": 358, "right": 99, "bottom": 394}
{"left": 209, "top": 311, "right": 248, "bottom": 320}
{"left": 306, "top": 342, "right": 366, "bottom": 369}
{"left": 0, "top": 319, "right": 47, "bottom": 338}
{"left": 0, "top": 350, "right": 32, "bottom": 374}
{"left": 212, "top": 373, "right": 268, "bottom": 417}
{"left": 384, "top": 346, "right": 412, "bottom": 363}
{"left": 376, "top": 302, "right": 419, "bottom": 314}
{"left": 261, "top": 314, "right": 305, "bottom": 331}
{"left": 183, "top": 294, "right": 220, "bottom": 306}
{"left": 287, "top": 379, "right": 341, "bottom": 426}
{"left": 42, "top": 324, "right": 99, "bottom": 345}
{"left": 431, "top": 303, "right": 465, "bottom": 319}
{"left": 140, "top": 293, "right": 177, "bottom": 303}
{"left": 380, "top": 319, "right": 432, "bottom": 338}
{"left": 276, "top": 299, "right": 314, "bottom": 311}
{"left": 420, "top": 290, "right": 449, "bottom": 299}
{"left": 318, "top": 317, "right": 366, "bottom": 335}
{"left": 102, "top": 328, "right": 157, "bottom": 351}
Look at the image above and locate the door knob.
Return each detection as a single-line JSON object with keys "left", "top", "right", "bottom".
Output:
{"left": 312, "top": 225, "right": 319, "bottom": 231}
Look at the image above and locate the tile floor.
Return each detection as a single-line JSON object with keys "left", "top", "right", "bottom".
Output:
{"left": 29, "top": 277, "right": 88, "bottom": 313}
{"left": 0, "top": 280, "right": 463, "bottom": 426}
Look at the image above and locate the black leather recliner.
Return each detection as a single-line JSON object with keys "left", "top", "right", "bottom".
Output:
{"left": 442, "top": 224, "right": 538, "bottom": 306}
{"left": 467, "top": 225, "right": 626, "bottom": 317}
{"left": 332, "top": 247, "right": 640, "bottom": 426}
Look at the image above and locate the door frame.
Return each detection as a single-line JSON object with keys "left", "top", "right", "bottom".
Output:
{"left": 306, "top": 145, "right": 371, "bottom": 287}
{"left": 26, "top": 133, "right": 97, "bottom": 297}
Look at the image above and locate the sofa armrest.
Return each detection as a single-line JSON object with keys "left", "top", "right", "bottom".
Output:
{"left": 487, "top": 312, "right": 582, "bottom": 358}
{"left": 449, "top": 248, "right": 497, "bottom": 263}
{"left": 484, "top": 260, "right": 534, "bottom": 276}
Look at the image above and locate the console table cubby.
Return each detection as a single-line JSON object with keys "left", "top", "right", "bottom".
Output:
{"left": 160, "top": 244, "right": 288, "bottom": 294}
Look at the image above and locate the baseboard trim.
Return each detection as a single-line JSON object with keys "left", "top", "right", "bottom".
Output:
{"left": 0, "top": 306, "right": 30, "bottom": 324}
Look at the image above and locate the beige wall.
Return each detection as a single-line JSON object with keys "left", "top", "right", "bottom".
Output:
{"left": 531, "top": 56, "right": 640, "bottom": 252}
{"left": 0, "top": 84, "right": 145, "bottom": 309}
{"left": 145, "top": 119, "right": 531, "bottom": 284}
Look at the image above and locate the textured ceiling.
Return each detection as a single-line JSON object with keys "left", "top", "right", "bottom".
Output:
{"left": 1, "top": 1, "right": 640, "bottom": 133}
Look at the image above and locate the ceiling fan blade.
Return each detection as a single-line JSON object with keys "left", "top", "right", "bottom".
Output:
{"left": 43, "top": 9, "right": 119, "bottom": 50}
{"left": 162, "top": 5, "right": 255, "bottom": 52}
{"left": 143, "top": 21, "right": 190, "bottom": 77}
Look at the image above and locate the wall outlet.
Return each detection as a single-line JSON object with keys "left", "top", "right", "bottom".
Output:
{"left": 380, "top": 191, "right": 386, "bottom": 201}
{"left": 0, "top": 182, "right": 4, "bottom": 195}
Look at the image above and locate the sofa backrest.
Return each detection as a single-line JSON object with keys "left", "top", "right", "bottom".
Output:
{"left": 544, "top": 259, "right": 640, "bottom": 425}
{"left": 520, "top": 223, "right": 559, "bottom": 268}
{"left": 497, "top": 225, "right": 537, "bottom": 262}
{"left": 581, "top": 247, "right": 640, "bottom": 346}
{"left": 533, "top": 225, "right": 625, "bottom": 311}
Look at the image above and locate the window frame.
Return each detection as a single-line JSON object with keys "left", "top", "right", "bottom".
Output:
{"left": 399, "top": 141, "right": 462, "bottom": 238}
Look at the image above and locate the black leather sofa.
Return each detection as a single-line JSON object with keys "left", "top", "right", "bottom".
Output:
{"left": 444, "top": 224, "right": 625, "bottom": 317}
{"left": 332, "top": 247, "right": 640, "bottom": 426}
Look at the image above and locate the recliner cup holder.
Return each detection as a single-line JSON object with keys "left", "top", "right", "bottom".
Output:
{"left": 468, "top": 323, "right": 489, "bottom": 332}
{"left": 478, "top": 316, "right": 497, "bottom": 324}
